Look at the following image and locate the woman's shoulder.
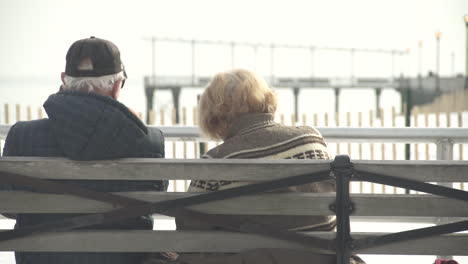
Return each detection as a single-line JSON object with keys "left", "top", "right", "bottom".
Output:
{"left": 275, "top": 124, "right": 324, "bottom": 138}
{"left": 203, "top": 145, "right": 223, "bottom": 159}
{"left": 203, "top": 124, "right": 326, "bottom": 159}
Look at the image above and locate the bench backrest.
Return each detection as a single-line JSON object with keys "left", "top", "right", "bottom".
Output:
{"left": 0, "top": 156, "right": 467, "bottom": 258}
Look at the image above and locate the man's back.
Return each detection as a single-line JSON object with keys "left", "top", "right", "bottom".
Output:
{"left": 2, "top": 91, "right": 167, "bottom": 264}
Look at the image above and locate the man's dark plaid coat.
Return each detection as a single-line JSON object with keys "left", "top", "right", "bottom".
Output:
{"left": 1, "top": 90, "right": 167, "bottom": 264}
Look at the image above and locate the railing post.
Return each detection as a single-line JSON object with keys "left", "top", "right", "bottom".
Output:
{"left": 331, "top": 155, "right": 354, "bottom": 264}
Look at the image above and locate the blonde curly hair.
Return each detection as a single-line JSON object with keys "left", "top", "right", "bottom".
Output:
{"left": 198, "top": 69, "right": 277, "bottom": 140}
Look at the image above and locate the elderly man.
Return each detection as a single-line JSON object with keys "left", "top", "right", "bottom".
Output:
{"left": 2, "top": 37, "right": 167, "bottom": 264}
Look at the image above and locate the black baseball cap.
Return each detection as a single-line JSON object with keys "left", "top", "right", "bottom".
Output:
{"left": 65, "top": 36, "right": 127, "bottom": 81}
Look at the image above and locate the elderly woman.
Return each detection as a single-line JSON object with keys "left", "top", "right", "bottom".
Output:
{"left": 171, "top": 69, "right": 366, "bottom": 264}
{"left": 178, "top": 69, "right": 336, "bottom": 231}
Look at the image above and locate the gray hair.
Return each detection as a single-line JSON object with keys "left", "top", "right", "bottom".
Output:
{"left": 62, "top": 57, "right": 125, "bottom": 92}
{"left": 62, "top": 72, "right": 125, "bottom": 93}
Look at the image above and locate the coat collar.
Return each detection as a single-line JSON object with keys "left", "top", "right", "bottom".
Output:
{"left": 225, "top": 113, "right": 276, "bottom": 140}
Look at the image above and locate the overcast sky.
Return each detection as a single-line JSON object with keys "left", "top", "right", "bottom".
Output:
{"left": 0, "top": 0, "right": 467, "bottom": 81}
{"left": 1, "top": 7, "right": 468, "bottom": 264}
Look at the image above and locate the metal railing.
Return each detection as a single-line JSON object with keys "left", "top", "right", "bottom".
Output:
{"left": 143, "top": 126, "right": 468, "bottom": 161}
{"left": 2, "top": 125, "right": 468, "bottom": 161}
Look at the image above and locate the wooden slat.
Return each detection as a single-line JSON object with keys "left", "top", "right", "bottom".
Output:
{"left": 0, "top": 157, "right": 330, "bottom": 181}
{"left": 353, "top": 160, "right": 468, "bottom": 182}
{"left": 1, "top": 192, "right": 467, "bottom": 217}
{"left": 1, "top": 158, "right": 467, "bottom": 182}
{"left": 351, "top": 194, "right": 468, "bottom": 217}
{"left": 0, "top": 230, "right": 467, "bottom": 255}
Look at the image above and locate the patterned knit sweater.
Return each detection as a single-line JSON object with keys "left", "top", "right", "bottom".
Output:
{"left": 180, "top": 113, "right": 336, "bottom": 231}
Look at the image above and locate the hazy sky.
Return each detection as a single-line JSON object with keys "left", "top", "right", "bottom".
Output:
{"left": 0, "top": 0, "right": 467, "bottom": 81}
{"left": 1, "top": 5, "right": 468, "bottom": 264}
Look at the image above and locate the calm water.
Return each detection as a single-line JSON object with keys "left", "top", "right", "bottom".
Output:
{"left": 0, "top": 77, "right": 402, "bottom": 125}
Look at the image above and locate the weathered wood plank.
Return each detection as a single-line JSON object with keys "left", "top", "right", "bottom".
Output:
{"left": 353, "top": 160, "right": 468, "bottom": 182}
{"left": 0, "top": 192, "right": 334, "bottom": 215}
{"left": 352, "top": 194, "right": 468, "bottom": 217}
{"left": 1, "top": 192, "right": 468, "bottom": 217}
{"left": 0, "top": 157, "right": 330, "bottom": 181}
{"left": 1, "top": 157, "right": 467, "bottom": 182}
{"left": 0, "top": 230, "right": 467, "bottom": 255}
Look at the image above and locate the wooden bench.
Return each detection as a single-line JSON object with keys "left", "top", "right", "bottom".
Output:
{"left": 0, "top": 156, "right": 467, "bottom": 264}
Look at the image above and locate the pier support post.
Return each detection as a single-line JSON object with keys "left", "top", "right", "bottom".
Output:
{"left": 145, "top": 86, "right": 155, "bottom": 124}
{"left": 375, "top": 88, "right": 382, "bottom": 119}
{"left": 334, "top": 88, "right": 341, "bottom": 114}
{"left": 293, "top": 87, "right": 300, "bottom": 123}
{"left": 171, "top": 87, "right": 181, "bottom": 124}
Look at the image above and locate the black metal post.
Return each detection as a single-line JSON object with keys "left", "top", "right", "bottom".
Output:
{"left": 331, "top": 155, "right": 354, "bottom": 264}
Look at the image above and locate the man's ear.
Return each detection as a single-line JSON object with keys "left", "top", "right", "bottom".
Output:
{"left": 61, "top": 72, "right": 66, "bottom": 85}
{"left": 111, "top": 80, "right": 122, "bottom": 99}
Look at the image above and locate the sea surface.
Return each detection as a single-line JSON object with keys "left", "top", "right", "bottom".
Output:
{"left": 0, "top": 77, "right": 403, "bottom": 125}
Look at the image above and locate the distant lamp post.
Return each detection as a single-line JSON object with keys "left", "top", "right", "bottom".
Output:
{"left": 435, "top": 31, "right": 441, "bottom": 93}
{"left": 464, "top": 15, "right": 468, "bottom": 89}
